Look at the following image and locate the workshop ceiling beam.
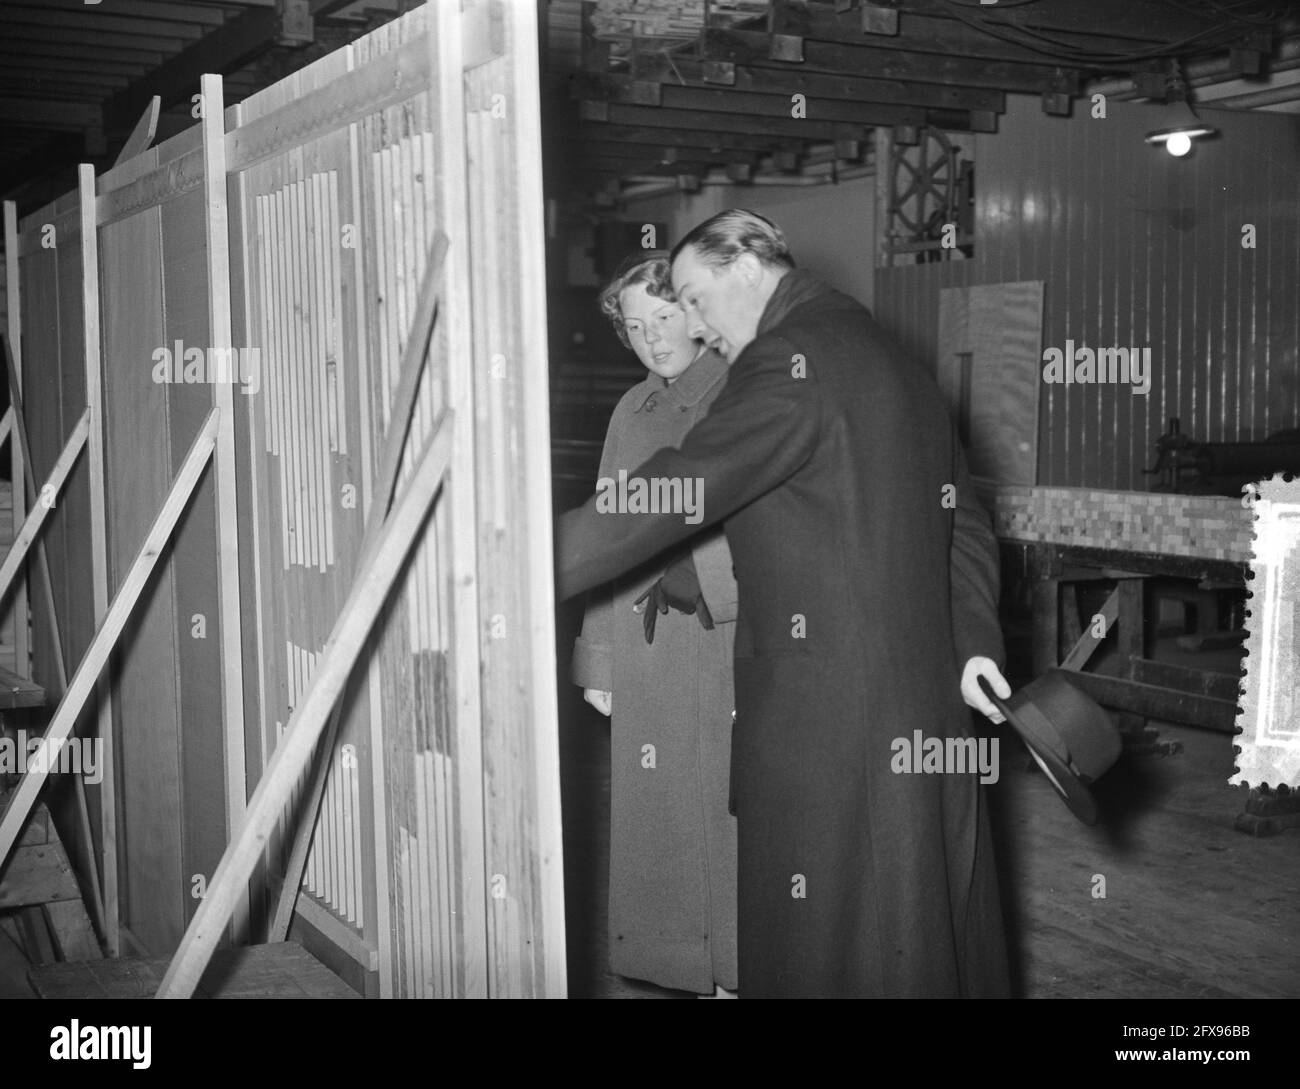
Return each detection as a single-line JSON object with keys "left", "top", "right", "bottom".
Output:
{"left": 572, "top": 123, "right": 780, "bottom": 153}
{"left": 102, "top": 0, "right": 370, "bottom": 134}
{"left": 580, "top": 97, "right": 924, "bottom": 139}
{"left": 0, "top": 99, "right": 102, "bottom": 132}
{"left": 704, "top": 28, "right": 1085, "bottom": 96}
{"left": 770, "top": 2, "right": 1181, "bottom": 64}
{"left": 6, "top": 0, "right": 226, "bottom": 27}
{"left": 579, "top": 68, "right": 1006, "bottom": 116}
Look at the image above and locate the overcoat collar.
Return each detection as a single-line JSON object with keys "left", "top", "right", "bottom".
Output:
{"left": 755, "top": 267, "right": 834, "bottom": 337}
{"left": 630, "top": 347, "right": 729, "bottom": 413}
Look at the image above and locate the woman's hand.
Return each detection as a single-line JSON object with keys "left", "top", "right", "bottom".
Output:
{"left": 584, "top": 688, "right": 612, "bottom": 717}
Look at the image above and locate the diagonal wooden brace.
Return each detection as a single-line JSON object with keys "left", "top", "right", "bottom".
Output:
{"left": 269, "top": 231, "right": 448, "bottom": 943}
{"left": 0, "top": 409, "right": 219, "bottom": 874}
{"left": 157, "top": 409, "right": 455, "bottom": 999}
{"left": 0, "top": 409, "right": 89, "bottom": 609}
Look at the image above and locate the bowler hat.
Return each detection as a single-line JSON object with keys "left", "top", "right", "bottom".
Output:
{"left": 979, "top": 671, "right": 1121, "bottom": 825}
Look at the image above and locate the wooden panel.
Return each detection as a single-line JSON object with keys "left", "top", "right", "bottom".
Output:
{"left": 469, "top": 0, "right": 566, "bottom": 997}
{"left": 875, "top": 97, "right": 1300, "bottom": 490}
{"left": 99, "top": 204, "right": 185, "bottom": 954}
{"left": 160, "top": 187, "right": 227, "bottom": 929}
{"left": 3, "top": 202, "right": 26, "bottom": 680}
{"left": 19, "top": 238, "right": 63, "bottom": 694}
{"left": 968, "top": 281, "right": 1042, "bottom": 486}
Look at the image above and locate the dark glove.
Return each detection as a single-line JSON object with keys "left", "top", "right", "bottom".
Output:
{"left": 633, "top": 553, "right": 715, "bottom": 644}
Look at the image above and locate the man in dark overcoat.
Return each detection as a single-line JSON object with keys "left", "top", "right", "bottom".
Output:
{"left": 556, "top": 209, "right": 1013, "bottom": 998}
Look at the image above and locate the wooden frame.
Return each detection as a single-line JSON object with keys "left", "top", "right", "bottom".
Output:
{"left": 3, "top": 201, "right": 29, "bottom": 682}
{"left": 200, "top": 73, "right": 250, "bottom": 944}
{"left": 0, "top": 336, "right": 106, "bottom": 940}
{"left": 0, "top": 408, "right": 88, "bottom": 606}
{"left": 0, "top": 410, "right": 218, "bottom": 873}
{"left": 78, "top": 163, "right": 118, "bottom": 955}
{"left": 157, "top": 409, "right": 455, "bottom": 999}
{"left": 269, "top": 232, "right": 448, "bottom": 943}
{"left": 114, "top": 96, "right": 161, "bottom": 166}
{"left": 12, "top": 0, "right": 565, "bottom": 997}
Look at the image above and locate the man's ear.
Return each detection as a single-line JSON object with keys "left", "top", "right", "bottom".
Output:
{"left": 734, "top": 251, "right": 763, "bottom": 285}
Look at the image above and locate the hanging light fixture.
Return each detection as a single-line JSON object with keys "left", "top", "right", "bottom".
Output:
{"left": 1145, "top": 60, "right": 1218, "bottom": 157}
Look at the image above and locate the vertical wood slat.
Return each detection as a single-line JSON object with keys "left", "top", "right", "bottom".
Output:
{"left": 2, "top": 201, "right": 28, "bottom": 683}
{"left": 351, "top": 80, "right": 394, "bottom": 995}
{"left": 199, "top": 75, "right": 249, "bottom": 944}
{"left": 429, "top": 0, "right": 490, "bottom": 999}
{"left": 77, "top": 166, "right": 118, "bottom": 957}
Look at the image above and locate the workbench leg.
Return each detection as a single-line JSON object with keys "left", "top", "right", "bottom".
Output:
{"left": 1117, "top": 577, "right": 1148, "bottom": 737}
{"left": 1031, "top": 577, "right": 1059, "bottom": 678}
{"left": 1059, "top": 584, "right": 1082, "bottom": 663}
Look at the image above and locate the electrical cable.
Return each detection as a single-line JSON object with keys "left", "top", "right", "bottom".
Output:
{"left": 924, "top": 0, "right": 1284, "bottom": 69}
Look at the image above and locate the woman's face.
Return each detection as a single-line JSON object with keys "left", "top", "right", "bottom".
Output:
{"left": 618, "top": 283, "right": 699, "bottom": 382}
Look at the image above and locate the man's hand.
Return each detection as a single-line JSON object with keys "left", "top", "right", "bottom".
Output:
{"left": 961, "top": 657, "right": 1010, "bottom": 724}
{"left": 631, "top": 553, "right": 715, "bottom": 643}
{"left": 583, "top": 688, "right": 612, "bottom": 717}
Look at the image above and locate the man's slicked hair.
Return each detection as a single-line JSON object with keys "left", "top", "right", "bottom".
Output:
{"left": 670, "top": 208, "right": 796, "bottom": 271}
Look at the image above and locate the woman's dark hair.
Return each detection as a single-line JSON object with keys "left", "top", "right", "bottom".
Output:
{"left": 598, "top": 249, "right": 676, "bottom": 348}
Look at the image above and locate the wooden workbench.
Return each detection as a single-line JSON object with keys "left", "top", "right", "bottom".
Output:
{"left": 991, "top": 485, "right": 1250, "bottom": 734}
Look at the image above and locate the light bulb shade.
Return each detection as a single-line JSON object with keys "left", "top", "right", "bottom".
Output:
{"left": 1145, "top": 125, "right": 1218, "bottom": 145}
{"left": 1145, "top": 95, "right": 1218, "bottom": 148}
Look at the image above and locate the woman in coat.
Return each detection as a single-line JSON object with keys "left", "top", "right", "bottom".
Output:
{"left": 571, "top": 251, "right": 739, "bottom": 996}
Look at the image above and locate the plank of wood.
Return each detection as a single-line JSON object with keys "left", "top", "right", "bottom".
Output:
{"left": 1030, "top": 578, "right": 1059, "bottom": 679}
{"left": 429, "top": 0, "right": 492, "bottom": 999}
{"left": 0, "top": 843, "right": 82, "bottom": 908}
{"left": 114, "top": 95, "right": 161, "bottom": 166}
{"left": 201, "top": 73, "right": 251, "bottom": 944}
{"left": 1130, "top": 657, "right": 1241, "bottom": 704}
{"left": 30, "top": 940, "right": 358, "bottom": 998}
{"left": 43, "top": 899, "right": 102, "bottom": 961}
{"left": 3, "top": 202, "right": 30, "bottom": 683}
{"left": 0, "top": 409, "right": 218, "bottom": 878}
{"left": 225, "top": 36, "right": 430, "bottom": 175}
{"left": 17, "top": 905, "right": 56, "bottom": 965}
{"left": 159, "top": 185, "right": 228, "bottom": 941}
{"left": 0, "top": 409, "right": 89, "bottom": 610}
{"left": 0, "top": 662, "right": 45, "bottom": 709}
{"left": 156, "top": 408, "right": 453, "bottom": 999}
{"left": 1059, "top": 587, "right": 1118, "bottom": 672}
{"left": 1051, "top": 668, "right": 1238, "bottom": 733}
{"left": 9, "top": 241, "right": 110, "bottom": 948}
{"left": 270, "top": 232, "right": 448, "bottom": 943}
{"left": 0, "top": 335, "right": 70, "bottom": 703}
{"left": 79, "top": 164, "right": 118, "bottom": 957}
